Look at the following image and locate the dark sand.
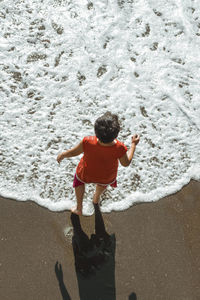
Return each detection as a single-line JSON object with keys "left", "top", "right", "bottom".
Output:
{"left": 1, "top": 180, "right": 200, "bottom": 300}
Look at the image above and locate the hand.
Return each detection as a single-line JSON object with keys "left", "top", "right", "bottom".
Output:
{"left": 55, "top": 261, "right": 63, "bottom": 281}
{"left": 57, "top": 153, "right": 63, "bottom": 164}
{"left": 131, "top": 134, "right": 140, "bottom": 145}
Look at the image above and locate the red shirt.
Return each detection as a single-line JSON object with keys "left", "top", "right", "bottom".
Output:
{"left": 76, "top": 136, "right": 127, "bottom": 184}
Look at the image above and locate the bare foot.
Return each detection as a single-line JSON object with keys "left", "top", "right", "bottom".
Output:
{"left": 71, "top": 207, "right": 82, "bottom": 216}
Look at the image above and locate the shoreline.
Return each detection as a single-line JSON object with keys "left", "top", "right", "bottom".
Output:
{"left": 0, "top": 174, "right": 197, "bottom": 214}
{"left": 1, "top": 179, "right": 200, "bottom": 299}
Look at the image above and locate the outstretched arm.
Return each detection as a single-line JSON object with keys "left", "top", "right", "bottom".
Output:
{"left": 119, "top": 135, "right": 140, "bottom": 167}
{"left": 55, "top": 262, "right": 71, "bottom": 300}
{"left": 57, "top": 141, "right": 83, "bottom": 164}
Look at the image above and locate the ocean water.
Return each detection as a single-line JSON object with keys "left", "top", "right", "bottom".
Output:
{"left": 0, "top": 0, "right": 200, "bottom": 215}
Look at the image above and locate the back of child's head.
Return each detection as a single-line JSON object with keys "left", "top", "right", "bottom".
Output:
{"left": 94, "top": 111, "right": 120, "bottom": 143}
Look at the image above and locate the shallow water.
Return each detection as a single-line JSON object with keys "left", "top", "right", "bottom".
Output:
{"left": 0, "top": 0, "right": 200, "bottom": 214}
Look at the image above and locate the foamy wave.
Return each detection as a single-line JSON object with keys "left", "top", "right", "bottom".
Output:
{"left": 0, "top": 0, "right": 200, "bottom": 214}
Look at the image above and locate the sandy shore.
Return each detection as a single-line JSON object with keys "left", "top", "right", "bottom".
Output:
{"left": 1, "top": 180, "right": 200, "bottom": 300}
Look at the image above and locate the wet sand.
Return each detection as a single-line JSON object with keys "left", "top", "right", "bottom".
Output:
{"left": 1, "top": 180, "right": 200, "bottom": 300}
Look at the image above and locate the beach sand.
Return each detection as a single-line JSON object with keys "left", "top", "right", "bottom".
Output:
{"left": 1, "top": 180, "right": 200, "bottom": 300}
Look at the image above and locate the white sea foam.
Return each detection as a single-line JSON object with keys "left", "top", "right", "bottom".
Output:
{"left": 0, "top": 0, "right": 200, "bottom": 215}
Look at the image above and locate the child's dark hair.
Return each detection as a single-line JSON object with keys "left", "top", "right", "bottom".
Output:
{"left": 94, "top": 111, "right": 120, "bottom": 143}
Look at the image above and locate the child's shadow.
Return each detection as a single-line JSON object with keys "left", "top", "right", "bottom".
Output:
{"left": 71, "top": 203, "right": 116, "bottom": 300}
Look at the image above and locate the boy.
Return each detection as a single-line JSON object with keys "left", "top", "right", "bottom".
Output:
{"left": 57, "top": 112, "right": 140, "bottom": 215}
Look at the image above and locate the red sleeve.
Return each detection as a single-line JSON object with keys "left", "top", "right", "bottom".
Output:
{"left": 82, "top": 136, "right": 88, "bottom": 152}
{"left": 82, "top": 136, "right": 92, "bottom": 152}
{"left": 117, "top": 142, "right": 128, "bottom": 158}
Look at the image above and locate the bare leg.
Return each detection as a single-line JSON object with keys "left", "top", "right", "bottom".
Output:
{"left": 71, "top": 184, "right": 85, "bottom": 215}
{"left": 93, "top": 184, "right": 107, "bottom": 204}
